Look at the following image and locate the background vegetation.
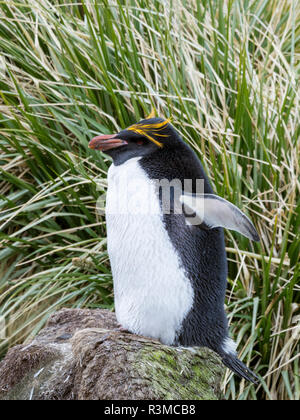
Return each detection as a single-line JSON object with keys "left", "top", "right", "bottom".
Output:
{"left": 0, "top": 0, "right": 299, "bottom": 400}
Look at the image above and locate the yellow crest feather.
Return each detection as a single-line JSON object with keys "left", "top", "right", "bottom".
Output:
{"left": 127, "top": 118, "right": 171, "bottom": 148}
{"left": 146, "top": 108, "right": 156, "bottom": 119}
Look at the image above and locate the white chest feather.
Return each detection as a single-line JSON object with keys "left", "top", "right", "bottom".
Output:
{"left": 106, "top": 158, "right": 194, "bottom": 345}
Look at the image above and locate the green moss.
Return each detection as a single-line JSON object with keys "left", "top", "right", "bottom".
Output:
{"left": 135, "top": 344, "right": 224, "bottom": 400}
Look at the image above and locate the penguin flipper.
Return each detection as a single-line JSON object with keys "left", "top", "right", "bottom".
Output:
{"left": 180, "top": 192, "right": 260, "bottom": 242}
{"left": 222, "top": 354, "right": 259, "bottom": 384}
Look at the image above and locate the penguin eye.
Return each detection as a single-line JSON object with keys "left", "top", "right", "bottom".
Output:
{"left": 136, "top": 140, "right": 144, "bottom": 145}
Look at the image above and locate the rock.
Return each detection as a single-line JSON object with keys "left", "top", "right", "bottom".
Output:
{"left": 0, "top": 308, "right": 224, "bottom": 400}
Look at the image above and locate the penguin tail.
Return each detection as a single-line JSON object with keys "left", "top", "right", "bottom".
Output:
{"left": 222, "top": 354, "right": 259, "bottom": 384}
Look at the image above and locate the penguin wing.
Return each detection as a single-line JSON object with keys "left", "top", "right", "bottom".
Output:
{"left": 180, "top": 192, "right": 259, "bottom": 241}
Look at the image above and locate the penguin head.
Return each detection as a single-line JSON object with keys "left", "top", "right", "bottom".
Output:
{"left": 89, "top": 117, "right": 181, "bottom": 165}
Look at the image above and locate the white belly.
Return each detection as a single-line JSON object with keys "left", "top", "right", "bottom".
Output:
{"left": 106, "top": 158, "right": 194, "bottom": 345}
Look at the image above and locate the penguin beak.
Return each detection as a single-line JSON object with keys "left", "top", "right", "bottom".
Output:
{"left": 89, "top": 134, "right": 128, "bottom": 151}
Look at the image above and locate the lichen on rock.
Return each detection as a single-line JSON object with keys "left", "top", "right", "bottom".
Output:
{"left": 136, "top": 345, "right": 223, "bottom": 400}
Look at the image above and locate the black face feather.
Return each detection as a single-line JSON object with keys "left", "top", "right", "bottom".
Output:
{"left": 104, "top": 118, "right": 182, "bottom": 165}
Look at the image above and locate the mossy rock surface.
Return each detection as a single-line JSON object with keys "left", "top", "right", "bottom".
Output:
{"left": 0, "top": 308, "right": 224, "bottom": 400}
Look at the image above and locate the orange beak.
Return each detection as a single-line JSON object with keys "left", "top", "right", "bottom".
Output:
{"left": 88, "top": 134, "right": 127, "bottom": 151}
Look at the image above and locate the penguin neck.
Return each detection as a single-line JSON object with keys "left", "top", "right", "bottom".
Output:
{"left": 139, "top": 145, "right": 214, "bottom": 194}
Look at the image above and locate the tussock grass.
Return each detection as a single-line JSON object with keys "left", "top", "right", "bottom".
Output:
{"left": 0, "top": 0, "right": 299, "bottom": 400}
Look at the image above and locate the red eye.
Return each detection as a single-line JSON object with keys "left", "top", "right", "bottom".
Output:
{"left": 137, "top": 140, "right": 144, "bottom": 145}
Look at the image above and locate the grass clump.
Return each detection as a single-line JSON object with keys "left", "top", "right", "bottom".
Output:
{"left": 0, "top": 0, "right": 299, "bottom": 400}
